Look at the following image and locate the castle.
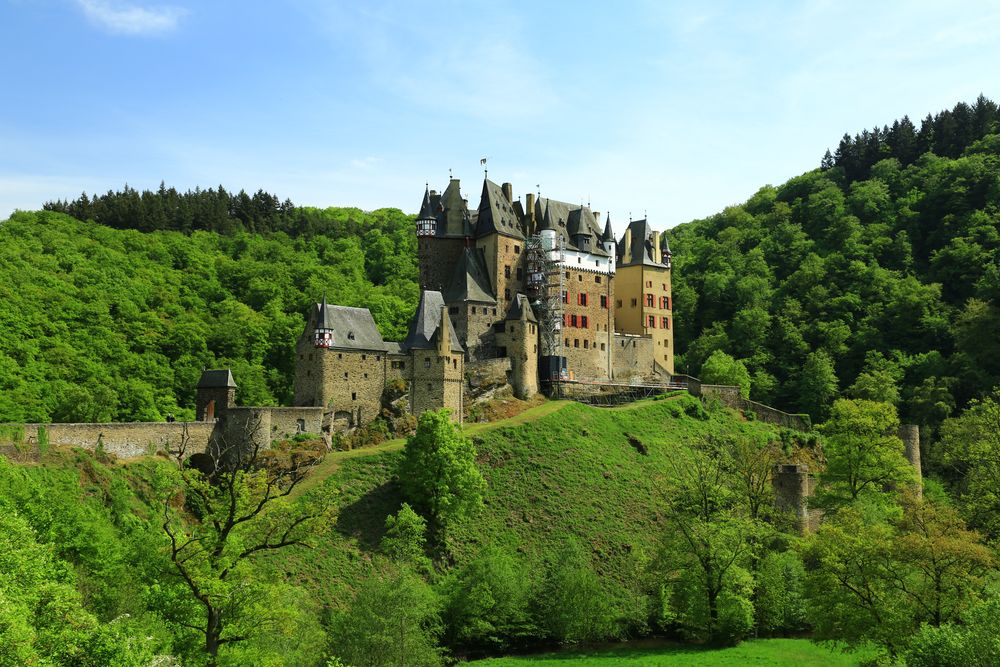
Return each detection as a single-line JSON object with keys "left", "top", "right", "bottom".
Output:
{"left": 292, "top": 176, "right": 675, "bottom": 428}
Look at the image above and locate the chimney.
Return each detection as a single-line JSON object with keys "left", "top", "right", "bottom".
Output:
{"left": 651, "top": 231, "right": 661, "bottom": 263}
{"left": 502, "top": 182, "right": 513, "bottom": 203}
{"left": 624, "top": 228, "right": 632, "bottom": 260}
{"left": 526, "top": 192, "right": 536, "bottom": 231}
{"left": 438, "top": 305, "right": 452, "bottom": 357}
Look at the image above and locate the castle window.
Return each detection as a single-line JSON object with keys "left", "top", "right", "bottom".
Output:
{"left": 376, "top": 355, "right": 380, "bottom": 361}
{"left": 595, "top": 276, "right": 601, "bottom": 284}
{"left": 581, "top": 315, "right": 588, "bottom": 328}
{"left": 562, "top": 290, "right": 568, "bottom": 304}
{"left": 565, "top": 271, "right": 570, "bottom": 278}
{"left": 584, "top": 340, "right": 589, "bottom": 349}
{"left": 362, "top": 354, "right": 367, "bottom": 360}
{"left": 504, "top": 265, "right": 511, "bottom": 278}
{"left": 571, "top": 314, "right": 578, "bottom": 327}
{"left": 630, "top": 298, "right": 637, "bottom": 307}
{"left": 662, "top": 283, "right": 667, "bottom": 290}
{"left": 338, "top": 353, "right": 343, "bottom": 359}
{"left": 351, "top": 392, "right": 357, "bottom": 401}
{"left": 578, "top": 293, "right": 588, "bottom": 306}
{"left": 578, "top": 274, "right": 582, "bottom": 281}
{"left": 427, "top": 383, "right": 432, "bottom": 390}
{"left": 504, "top": 289, "right": 511, "bottom": 299}
{"left": 565, "top": 337, "right": 570, "bottom": 347}
{"left": 574, "top": 339, "right": 579, "bottom": 348}
{"left": 665, "top": 354, "right": 669, "bottom": 360}
{"left": 424, "top": 358, "right": 431, "bottom": 368}
{"left": 514, "top": 245, "right": 521, "bottom": 254}
{"left": 661, "top": 316, "right": 669, "bottom": 329}
{"left": 348, "top": 331, "right": 355, "bottom": 340}
{"left": 530, "top": 324, "right": 535, "bottom": 334}
{"left": 364, "top": 373, "right": 368, "bottom": 379}
{"left": 646, "top": 280, "right": 652, "bottom": 288}
{"left": 616, "top": 299, "right": 622, "bottom": 308}
{"left": 577, "top": 257, "right": 581, "bottom": 263}
{"left": 299, "top": 354, "right": 304, "bottom": 360}
{"left": 648, "top": 315, "right": 656, "bottom": 328}
{"left": 601, "top": 343, "right": 606, "bottom": 351}
{"left": 646, "top": 293, "right": 654, "bottom": 307}
{"left": 534, "top": 344, "right": 537, "bottom": 352}
{"left": 297, "top": 419, "right": 305, "bottom": 432}
{"left": 453, "top": 359, "right": 457, "bottom": 369}
{"left": 492, "top": 308, "right": 497, "bottom": 315}
{"left": 600, "top": 295, "right": 608, "bottom": 308}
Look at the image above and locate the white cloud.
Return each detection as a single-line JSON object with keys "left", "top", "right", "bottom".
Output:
{"left": 76, "top": 0, "right": 186, "bottom": 35}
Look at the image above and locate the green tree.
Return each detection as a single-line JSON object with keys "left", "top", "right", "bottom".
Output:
{"left": 796, "top": 350, "right": 838, "bottom": 421}
{"left": 699, "top": 350, "right": 751, "bottom": 399}
{"left": 329, "top": 562, "right": 443, "bottom": 667}
{"left": 398, "top": 410, "right": 485, "bottom": 553}
{"left": 381, "top": 503, "right": 430, "bottom": 572}
{"left": 535, "top": 539, "right": 619, "bottom": 644}
{"left": 818, "top": 399, "right": 914, "bottom": 504}
{"left": 160, "top": 423, "right": 329, "bottom": 666}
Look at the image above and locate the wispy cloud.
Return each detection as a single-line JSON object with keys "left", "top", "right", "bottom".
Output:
{"left": 76, "top": 0, "right": 186, "bottom": 35}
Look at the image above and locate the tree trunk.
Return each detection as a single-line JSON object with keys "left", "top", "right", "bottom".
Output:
{"left": 206, "top": 608, "right": 221, "bottom": 667}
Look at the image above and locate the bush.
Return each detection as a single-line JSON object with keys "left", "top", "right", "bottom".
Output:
{"left": 534, "top": 540, "right": 620, "bottom": 644}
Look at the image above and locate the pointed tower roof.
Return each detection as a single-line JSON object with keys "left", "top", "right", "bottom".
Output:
{"left": 616, "top": 219, "right": 670, "bottom": 268}
{"left": 316, "top": 294, "right": 331, "bottom": 329}
{"left": 197, "top": 368, "right": 238, "bottom": 389}
{"left": 602, "top": 214, "right": 615, "bottom": 243}
{"left": 444, "top": 248, "right": 496, "bottom": 304}
{"left": 417, "top": 184, "right": 435, "bottom": 221}
{"left": 437, "top": 179, "right": 471, "bottom": 238}
{"left": 505, "top": 293, "right": 537, "bottom": 322}
{"left": 402, "top": 290, "right": 464, "bottom": 352}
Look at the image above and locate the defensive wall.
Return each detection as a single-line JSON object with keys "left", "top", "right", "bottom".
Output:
{"left": 3, "top": 405, "right": 325, "bottom": 461}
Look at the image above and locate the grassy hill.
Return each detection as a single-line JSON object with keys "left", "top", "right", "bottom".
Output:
{"left": 0, "top": 393, "right": 802, "bottom": 664}
{"left": 261, "top": 394, "right": 792, "bottom": 610}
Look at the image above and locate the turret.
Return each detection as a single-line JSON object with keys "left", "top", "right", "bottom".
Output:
{"left": 661, "top": 234, "right": 672, "bottom": 268}
{"left": 196, "top": 369, "right": 237, "bottom": 421}
{"left": 314, "top": 295, "right": 334, "bottom": 348}
{"left": 416, "top": 184, "right": 436, "bottom": 237}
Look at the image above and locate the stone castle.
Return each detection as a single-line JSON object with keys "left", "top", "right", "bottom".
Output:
{"left": 292, "top": 176, "right": 676, "bottom": 428}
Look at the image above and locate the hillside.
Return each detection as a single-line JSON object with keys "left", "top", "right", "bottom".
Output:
{"left": 0, "top": 395, "right": 796, "bottom": 664}
{"left": 669, "top": 112, "right": 1000, "bottom": 427}
{"left": 0, "top": 209, "right": 418, "bottom": 422}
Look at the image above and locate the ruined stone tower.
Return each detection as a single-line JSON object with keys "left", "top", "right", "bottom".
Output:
{"left": 196, "top": 369, "right": 237, "bottom": 421}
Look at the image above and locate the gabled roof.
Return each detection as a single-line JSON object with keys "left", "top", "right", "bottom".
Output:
{"left": 617, "top": 219, "right": 670, "bottom": 268}
{"left": 198, "top": 369, "right": 237, "bottom": 389}
{"left": 475, "top": 179, "right": 524, "bottom": 239}
{"left": 311, "top": 302, "right": 388, "bottom": 351}
{"left": 534, "top": 196, "right": 608, "bottom": 256}
{"left": 402, "top": 291, "right": 464, "bottom": 352}
{"left": 444, "top": 248, "right": 496, "bottom": 304}
{"left": 435, "top": 179, "right": 472, "bottom": 238}
{"left": 505, "top": 293, "right": 537, "bottom": 322}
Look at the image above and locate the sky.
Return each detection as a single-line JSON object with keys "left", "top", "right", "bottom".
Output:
{"left": 2, "top": 1, "right": 1000, "bottom": 233}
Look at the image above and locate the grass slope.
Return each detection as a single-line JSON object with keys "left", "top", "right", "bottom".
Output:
{"left": 467, "top": 638, "right": 867, "bottom": 666}
{"left": 268, "top": 394, "right": 787, "bottom": 608}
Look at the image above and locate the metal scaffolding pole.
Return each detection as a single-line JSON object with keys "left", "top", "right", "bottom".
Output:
{"left": 526, "top": 232, "right": 564, "bottom": 361}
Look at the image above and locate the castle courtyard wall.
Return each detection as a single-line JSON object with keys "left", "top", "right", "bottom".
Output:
{"left": 611, "top": 333, "right": 655, "bottom": 382}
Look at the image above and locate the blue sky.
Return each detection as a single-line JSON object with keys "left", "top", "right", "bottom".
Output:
{"left": 2, "top": 1, "right": 1000, "bottom": 232}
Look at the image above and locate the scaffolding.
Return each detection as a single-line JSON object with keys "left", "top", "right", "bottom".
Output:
{"left": 526, "top": 232, "right": 565, "bottom": 363}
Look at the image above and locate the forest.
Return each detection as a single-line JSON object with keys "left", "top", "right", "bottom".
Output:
{"left": 671, "top": 96, "right": 1000, "bottom": 433}
{"left": 0, "top": 207, "right": 418, "bottom": 423}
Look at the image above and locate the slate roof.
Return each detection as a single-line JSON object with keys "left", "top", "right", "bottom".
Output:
{"left": 602, "top": 214, "right": 615, "bottom": 243}
{"left": 402, "top": 291, "right": 464, "bottom": 352}
{"left": 197, "top": 369, "right": 237, "bottom": 389}
{"left": 534, "top": 196, "right": 608, "bottom": 257}
{"left": 434, "top": 179, "right": 472, "bottom": 238}
{"left": 505, "top": 293, "right": 537, "bottom": 322}
{"left": 311, "top": 302, "right": 388, "bottom": 351}
{"left": 417, "top": 185, "right": 435, "bottom": 222}
{"left": 616, "top": 219, "right": 670, "bottom": 268}
{"left": 444, "top": 248, "right": 496, "bottom": 304}
{"left": 475, "top": 179, "right": 525, "bottom": 239}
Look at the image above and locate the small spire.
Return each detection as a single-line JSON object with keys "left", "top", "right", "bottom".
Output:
{"left": 602, "top": 214, "right": 614, "bottom": 243}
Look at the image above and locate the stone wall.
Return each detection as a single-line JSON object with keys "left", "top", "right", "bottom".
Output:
{"left": 410, "top": 350, "right": 464, "bottom": 421}
{"left": 12, "top": 422, "right": 216, "bottom": 459}
{"left": 451, "top": 302, "right": 498, "bottom": 361}
{"left": 698, "top": 384, "right": 812, "bottom": 432}
{"left": 307, "top": 348, "right": 387, "bottom": 427}
{"left": 419, "top": 237, "right": 466, "bottom": 294}
{"left": 611, "top": 333, "right": 655, "bottom": 382}
{"left": 466, "top": 358, "right": 511, "bottom": 391}
{"left": 772, "top": 464, "right": 822, "bottom": 534}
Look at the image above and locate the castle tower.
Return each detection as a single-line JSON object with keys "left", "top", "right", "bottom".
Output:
{"left": 601, "top": 214, "right": 616, "bottom": 270}
{"left": 196, "top": 369, "right": 237, "bottom": 421}
{"left": 417, "top": 179, "right": 471, "bottom": 293}
{"left": 403, "top": 290, "right": 465, "bottom": 422}
{"left": 443, "top": 247, "right": 498, "bottom": 360}
{"left": 474, "top": 179, "right": 526, "bottom": 314}
{"left": 772, "top": 463, "right": 818, "bottom": 534}
{"left": 614, "top": 219, "right": 674, "bottom": 376}
{"left": 496, "top": 294, "right": 539, "bottom": 399}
